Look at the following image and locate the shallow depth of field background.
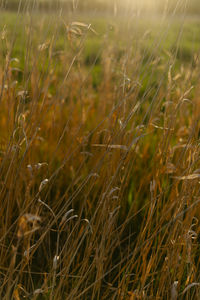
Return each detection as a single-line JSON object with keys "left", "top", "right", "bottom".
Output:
{"left": 0, "top": 0, "right": 200, "bottom": 299}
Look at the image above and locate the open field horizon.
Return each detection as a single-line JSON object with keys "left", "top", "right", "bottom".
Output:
{"left": 2, "top": 0, "right": 200, "bottom": 15}
{"left": 0, "top": 0, "right": 200, "bottom": 299}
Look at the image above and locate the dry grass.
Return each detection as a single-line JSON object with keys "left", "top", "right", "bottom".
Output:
{"left": 0, "top": 1, "right": 200, "bottom": 299}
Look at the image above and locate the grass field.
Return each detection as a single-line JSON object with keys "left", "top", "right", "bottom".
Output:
{"left": 0, "top": 1, "right": 200, "bottom": 299}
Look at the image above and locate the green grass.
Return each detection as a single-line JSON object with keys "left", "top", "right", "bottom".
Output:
{"left": 0, "top": 4, "right": 200, "bottom": 299}
{"left": 1, "top": 11, "right": 200, "bottom": 71}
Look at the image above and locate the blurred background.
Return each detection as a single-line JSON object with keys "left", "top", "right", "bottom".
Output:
{"left": 1, "top": 0, "right": 200, "bottom": 15}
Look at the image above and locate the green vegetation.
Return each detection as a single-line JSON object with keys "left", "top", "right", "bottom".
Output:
{"left": 0, "top": 1, "right": 200, "bottom": 299}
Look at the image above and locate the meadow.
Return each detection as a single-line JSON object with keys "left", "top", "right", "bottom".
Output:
{"left": 0, "top": 1, "right": 200, "bottom": 299}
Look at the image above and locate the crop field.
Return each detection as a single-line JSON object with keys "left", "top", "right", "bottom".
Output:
{"left": 0, "top": 0, "right": 200, "bottom": 299}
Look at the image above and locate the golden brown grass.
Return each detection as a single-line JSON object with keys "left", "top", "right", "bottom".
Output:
{"left": 0, "top": 1, "right": 200, "bottom": 299}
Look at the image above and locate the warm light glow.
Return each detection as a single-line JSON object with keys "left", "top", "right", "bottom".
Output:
{"left": 116, "top": 0, "right": 180, "bottom": 14}
{"left": 124, "top": 0, "right": 162, "bottom": 9}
